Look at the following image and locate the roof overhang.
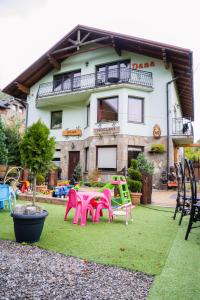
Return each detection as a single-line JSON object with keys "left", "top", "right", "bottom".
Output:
{"left": 3, "top": 24, "right": 194, "bottom": 120}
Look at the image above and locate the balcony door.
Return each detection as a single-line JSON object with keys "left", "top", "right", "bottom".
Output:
{"left": 54, "top": 70, "right": 81, "bottom": 92}
{"left": 96, "top": 60, "right": 130, "bottom": 85}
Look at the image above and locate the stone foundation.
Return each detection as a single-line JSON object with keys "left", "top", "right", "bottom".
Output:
{"left": 56, "top": 135, "right": 168, "bottom": 187}
{"left": 19, "top": 194, "right": 66, "bottom": 206}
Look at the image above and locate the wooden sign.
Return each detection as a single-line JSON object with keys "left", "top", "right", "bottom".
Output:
{"left": 153, "top": 124, "right": 161, "bottom": 139}
{"left": 94, "top": 127, "right": 120, "bottom": 136}
{"left": 62, "top": 129, "right": 82, "bottom": 136}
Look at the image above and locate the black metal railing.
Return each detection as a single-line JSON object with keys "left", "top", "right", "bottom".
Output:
{"left": 172, "top": 118, "right": 193, "bottom": 136}
{"left": 37, "top": 68, "right": 153, "bottom": 98}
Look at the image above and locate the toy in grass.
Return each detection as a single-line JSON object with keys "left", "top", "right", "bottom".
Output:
{"left": 57, "top": 180, "right": 70, "bottom": 186}
{"left": 20, "top": 180, "right": 30, "bottom": 193}
{"left": 39, "top": 189, "right": 52, "bottom": 196}
{"left": 98, "top": 175, "right": 133, "bottom": 225}
{"left": 112, "top": 202, "right": 134, "bottom": 225}
{"left": 52, "top": 184, "right": 80, "bottom": 198}
{"left": 99, "top": 175, "right": 131, "bottom": 206}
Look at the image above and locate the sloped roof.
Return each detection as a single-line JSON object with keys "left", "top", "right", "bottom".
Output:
{"left": 2, "top": 24, "right": 194, "bottom": 120}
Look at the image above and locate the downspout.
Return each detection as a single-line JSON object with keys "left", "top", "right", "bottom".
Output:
{"left": 25, "top": 101, "right": 29, "bottom": 129}
{"left": 166, "top": 76, "right": 179, "bottom": 177}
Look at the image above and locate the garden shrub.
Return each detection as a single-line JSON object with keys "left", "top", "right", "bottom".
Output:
{"left": 127, "top": 179, "right": 142, "bottom": 193}
{"left": 128, "top": 159, "right": 142, "bottom": 192}
{"left": 36, "top": 174, "right": 45, "bottom": 185}
{"left": 150, "top": 143, "right": 165, "bottom": 153}
{"left": 137, "top": 153, "right": 154, "bottom": 176}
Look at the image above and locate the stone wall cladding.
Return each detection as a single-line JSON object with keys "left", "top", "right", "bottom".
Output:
{"left": 56, "top": 135, "right": 167, "bottom": 187}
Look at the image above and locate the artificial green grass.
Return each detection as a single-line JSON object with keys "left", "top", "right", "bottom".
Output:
{"left": 0, "top": 203, "right": 176, "bottom": 276}
{"left": 148, "top": 216, "right": 200, "bottom": 300}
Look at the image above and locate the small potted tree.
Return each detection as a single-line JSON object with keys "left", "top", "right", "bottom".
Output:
{"left": 127, "top": 159, "right": 142, "bottom": 205}
{"left": 11, "top": 120, "right": 55, "bottom": 243}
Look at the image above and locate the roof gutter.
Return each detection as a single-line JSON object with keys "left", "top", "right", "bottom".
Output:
{"left": 166, "top": 76, "right": 180, "bottom": 178}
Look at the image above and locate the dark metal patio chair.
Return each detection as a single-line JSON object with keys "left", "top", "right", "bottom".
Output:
{"left": 178, "top": 160, "right": 192, "bottom": 226}
{"left": 173, "top": 162, "right": 184, "bottom": 220}
{"left": 185, "top": 160, "right": 200, "bottom": 240}
{"left": 173, "top": 162, "right": 191, "bottom": 224}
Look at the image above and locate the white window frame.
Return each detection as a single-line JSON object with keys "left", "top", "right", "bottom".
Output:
{"left": 97, "top": 146, "right": 117, "bottom": 171}
{"left": 128, "top": 96, "right": 144, "bottom": 124}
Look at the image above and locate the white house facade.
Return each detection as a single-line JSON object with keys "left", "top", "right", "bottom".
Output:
{"left": 3, "top": 25, "right": 194, "bottom": 186}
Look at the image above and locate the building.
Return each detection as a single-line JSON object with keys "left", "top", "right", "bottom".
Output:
{"left": 3, "top": 25, "right": 194, "bottom": 185}
{"left": 0, "top": 96, "right": 26, "bottom": 129}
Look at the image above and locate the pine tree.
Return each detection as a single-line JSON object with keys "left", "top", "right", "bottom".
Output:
{"left": 4, "top": 124, "right": 21, "bottom": 166}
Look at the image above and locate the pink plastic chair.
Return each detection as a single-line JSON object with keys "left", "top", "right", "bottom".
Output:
{"left": 64, "top": 189, "right": 95, "bottom": 226}
{"left": 64, "top": 189, "right": 82, "bottom": 224}
{"left": 80, "top": 194, "right": 95, "bottom": 226}
{"left": 94, "top": 189, "right": 113, "bottom": 222}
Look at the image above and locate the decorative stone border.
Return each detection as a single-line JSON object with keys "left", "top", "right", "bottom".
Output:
{"left": 18, "top": 194, "right": 66, "bottom": 206}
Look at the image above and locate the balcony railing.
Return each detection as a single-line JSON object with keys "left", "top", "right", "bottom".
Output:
{"left": 37, "top": 68, "right": 153, "bottom": 98}
{"left": 172, "top": 118, "right": 193, "bottom": 136}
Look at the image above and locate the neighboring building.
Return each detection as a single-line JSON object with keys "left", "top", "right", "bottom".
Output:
{"left": 0, "top": 97, "right": 26, "bottom": 129}
{"left": 3, "top": 25, "right": 194, "bottom": 185}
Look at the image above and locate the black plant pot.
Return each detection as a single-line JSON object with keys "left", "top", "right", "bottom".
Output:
{"left": 11, "top": 210, "right": 48, "bottom": 243}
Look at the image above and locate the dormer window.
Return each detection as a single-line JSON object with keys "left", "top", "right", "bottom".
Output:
{"left": 96, "top": 60, "right": 130, "bottom": 85}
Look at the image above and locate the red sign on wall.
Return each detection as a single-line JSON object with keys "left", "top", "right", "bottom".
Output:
{"left": 132, "top": 61, "right": 155, "bottom": 70}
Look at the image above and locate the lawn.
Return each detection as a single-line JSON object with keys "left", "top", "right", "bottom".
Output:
{"left": 1, "top": 203, "right": 176, "bottom": 276}
{"left": 0, "top": 202, "right": 200, "bottom": 299}
{"left": 149, "top": 215, "right": 200, "bottom": 300}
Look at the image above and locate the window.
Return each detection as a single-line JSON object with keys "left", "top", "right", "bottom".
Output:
{"left": 128, "top": 96, "right": 144, "bottom": 123}
{"left": 51, "top": 111, "right": 62, "bottom": 129}
{"left": 97, "top": 146, "right": 117, "bottom": 171}
{"left": 86, "top": 104, "right": 90, "bottom": 127}
{"left": 96, "top": 60, "right": 130, "bottom": 85}
{"left": 11, "top": 104, "right": 17, "bottom": 111}
{"left": 85, "top": 147, "right": 89, "bottom": 172}
{"left": 52, "top": 149, "right": 61, "bottom": 167}
{"left": 53, "top": 70, "right": 81, "bottom": 92}
{"left": 97, "top": 97, "right": 118, "bottom": 122}
{"left": 128, "top": 146, "right": 143, "bottom": 168}
{"left": 52, "top": 149, "right": 62, "bottom": 180}
{"left": 18, "top": 106, "right": 23, "bottom": 114}
{"left": 52, "top": 157, "right": 61, "bottom": 166}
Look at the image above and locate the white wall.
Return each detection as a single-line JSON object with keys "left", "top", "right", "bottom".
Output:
{"left": 27, "top": 45, "right": 177, "bottom": 141}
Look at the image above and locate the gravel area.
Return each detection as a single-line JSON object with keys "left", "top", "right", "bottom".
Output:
{"left": 0, "top": 240, "right": 153, "bottom": 300}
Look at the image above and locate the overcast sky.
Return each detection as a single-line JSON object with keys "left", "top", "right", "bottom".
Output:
{"left": 0, "top": 0, "right": 199, "bottom": 139}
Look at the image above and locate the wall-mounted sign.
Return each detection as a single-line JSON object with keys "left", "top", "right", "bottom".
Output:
{"left": 132, "top": 61, "right": 155, "bottom": 70}
{"left": 153, "top": 124, "right": 161, "bottom": 139}
{"left": 62, "top": 129, "right": 82, "bottom": 136}
{"left": 94, "top": 127, "right": 120, "bottom": 136}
